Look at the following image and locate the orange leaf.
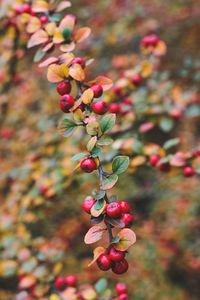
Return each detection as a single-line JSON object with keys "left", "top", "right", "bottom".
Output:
{"left": 82, "top": 89, "right": 94, "bottom": 104}
{"left": 27, "top": 29, "right": 48, "bottom": 48}
{"left": 47, "top": 64, "right": 69, "bottom": 83}
{"left": 114, "top": 228, "right": 136, "bottom": 251}
{"left": 69, "top": 64, "right": 85, "bottom": 81}
{"left": 74, "top": 27, "right": 91, "bottom": 43}
{"left": 88, "top": 247, "right": 106, "bottom": 267}
{"left": 87, "top": 76, "right": 113, "bottom": 91}
{"left": 84, "top": 224, "right": 106, "bottom": 244}
{"left": 26, "top": 16, "right": 41, "bottom": 34}
{"left": 90, "top": 200, "right": 106, "bottom": 217}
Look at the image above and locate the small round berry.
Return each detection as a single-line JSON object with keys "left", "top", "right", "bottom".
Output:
{"left": 115, "top": 283, "right": 127, "bottom": 295}
{"left": 64, "top": 275, "right": 77, "bottom": 287}
{"left": 119, "top": 294, "right": 129, "bottom": 300}
{"left": 22, "top": 4, "right": 32, "bottom": 14}
{"left": 40, "top": 15, "right": 49, "bottom": 24}
{"left": 57, "top": 81, "right": 71, "bottom": 95}
{"left": 141, "top": 34, "right": 159, "bottom": 47}
{"left": 90, "top": 85, "right": 103, "bottom": 98}
{"left": 149, "top": 154, "right": 160, "bottom": 166}
{"left": 183, "top": 166, "right": 195, "bottom": 177}
{"left": 59, "top": 95, "right": 75, "bottom": 112}
{"left": 109, "top": 247, "right": 125, "bottom": 262}
{"left": 120, "top": 201, "right": 131, "bottom": 213}
{"left": 82, "top": 196, "right": 95, "bottom": 214}
{"left": 112, "top": 259, "right": 129, "bottom": 274}
{"left": 170, "top": 110, "right": 182, "bottom": 120}
{"left": 106, "top": 202, "right": 122, "bottom": 218}
{"left": 131, "top": 74, "right": 142, "bottom": 85}
{"left": 71, "top": 57, "right": 86, "bottom": 68}
{"left": 121, "top": 213, "right": 134, "bottom": 227}
{"left": 123, "top": 97, "right": 132, "bottom": 105}
{"left": 92, "top": 101, "right": 108, "bottom": 115}
{"left": 97, "top": 254, "right": 112, "bottom": 271}
{"left": 157, "top": 162, "right": 170, "bottom": 172}
{"left": 80, "top": 158, "right": 97, "bottom": 173}
{"left": 54, "top": 276, "right": 65, "bottom": 290}
{"left": 109, "top": 103, "right": 120, "bottom": 114}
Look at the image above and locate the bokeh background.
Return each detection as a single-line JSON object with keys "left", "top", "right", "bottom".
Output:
{"left": 0, "top": 0, "right": 200, "bottom": 299}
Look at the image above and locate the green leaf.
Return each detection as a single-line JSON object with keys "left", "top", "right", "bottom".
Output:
{"left": 100, "top": 114, "right": 116, "bottom": 134}
{"left": 95, "top": 278, "right": 108, "bottom": 294}
{"left": 94, "top": 199, "right": 105, "bottom": 210}
{"left": 71, "top": 152, "right": 86, "bottom": 161}
{"left": 63, "top": 28, "right": 71, "bottom": 42}
{"left": 58, "top": 117, "right": 77, "bottom": 137}
{"left": 33, "top": 48, "right": 45, "bottom": 63}
{"left": 159, "top": 117, "right": 174, "bottom": 132}
{"left": 91, "top": 147, "right": 101, "bottom": 158}
{"left": 95, "top": 191, "right": 106, "bottom": 200}
{"left": 87, "top": 136, "right": 97, "bottom": 152}
{"left": 163, "top": 138, "right": 180, "bottom": 150}
{"left": 97, "top": 136, "right": 113, "bottom": 146}
{"left": 103, "top": 174, "right": 118, "bottom": 190}
{"left": 109, "top": 195, "right": 118, "bottom": 202}
{"left": 132, "top": 140, "right": 144, "bottom": 154}
{"left": 112, "top": 156, "right": 129, "bottom": 175}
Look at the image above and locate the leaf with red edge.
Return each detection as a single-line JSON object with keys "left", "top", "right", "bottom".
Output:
{"left": 27, "top": 29, "right": 48, "bottom": 48}
{"left": 69, "top": 63, "right": 85, "bottom": 81}
{"left": 88, "top": 247, "right": 106, "bottom": 267}
{"left": 86, "top": 76, "right": 113, "bottom": 91}
{"left": 56, "top": 1, "right": 71, "bottom": 12}
{"left": 84, "top": 224, "right": 107, "bottom": 244}
{"left": 39, "top": 57, "right": 58, "bottom": 68}
{"left": 74, "top": 27, "right": 91, "bottom": 43}
{"left": 19, "top": 275, "right": 36, "bottom": 289}
{"left": 113, "top": 228, "right": 136, "bottom": 251}
{"left": 59, "top": 14, "right": 76, "bottom": 31}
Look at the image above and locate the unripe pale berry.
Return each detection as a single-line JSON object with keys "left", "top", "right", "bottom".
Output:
{"left": 71, "top": 57, "right": 86, "bottom": 68}
{"left": 149, "top": 154, "right": 160, "bottom": 166}
{"left": 92, "top": 101, "right": 108, "bottom": 115}
{"left": 109, "top": 247, "right": 125, "bottom": 262}
{"left": 121, "top": 213, "right": 133, "bottom": 227}
{"left": 109, "top": 103, "right": 120, "bottom": 113}
{"left": 90, "top": 85, "right": 103, "bottom": 98}
{"left": 120, "top": 201, "right": 131, "bottom": 213}
{"left": 106, "top": 202, "right": 122, "bottom": 218}
{"left": 183, "top": 166, "right": 195, "bottom": 177}
{"left": 112, "top": 259, "right": 129, "bottom": 274}
{"left": 54, "top": 276, "right": 65, "bottom": 290}
{"left": 82, "top": 197, "right": 95, "bottom": 214}
{"left": 97, "top": 254, "right": 112, "bottom": 271}
{"left": 59, "top": 95, "right": 75, "bottom": 112}
{"left": 57, "top": 81, "right": 71, "bottom": 95}
{"left": 115, "top": 283, "right": 127, "bottom": 295}
{"left": 80, "top": 158, "right": 97, "bottom": 173}
{"left": 64, "top": 275, "right": 77, "bottom": 287}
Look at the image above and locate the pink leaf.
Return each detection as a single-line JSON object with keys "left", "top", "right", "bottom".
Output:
{"left": 84, "top": 225, "right": 107, "bottom": 244}
{"left": 27, "top": 29, "right": 48, "bottom": 48}
{"left": 113, "top": 228, "right": 136, "bottom": 251}
{"left": 86, "top": 76, "right": 113, "bottom": 91}
{"left": 56, "top": 1, "right": 71, "bottom": 12}
{"left": 74, "top": 27, "right": 91, "bottom": 43}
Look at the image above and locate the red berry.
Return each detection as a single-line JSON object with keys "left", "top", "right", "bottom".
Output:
{"left": 40, "top": 15, "right": 49, "bottom": 24}
{"left": 170, "top": 110, "right": 182, "bottom": 120}
{"left": 109, "top": 103, "right": 120, "bottom": 114}
{"left": 183, "top": 166, "right": 195, "bottom": 177}
{"left": 54, "top": 276, "right": 65, "bottom": 290}
{"left": 115, "top": 283, "right": 127, "bottom": 295}
{"left": 106, "top": 202, "right": 122, "bottom": 218}
{"left": 80, "top": 158, "right": 97, "bottom": 173}
{"left": 157, "top": 162, "right": 170, "bottom": 172}
{"left": 22, "top": 4, "right": 32, "bottom": 14}
{"left": 121, "top": 213, "right": 133, "bottom": 227}
{"left": 131, "top": 74, "right": 142, "bottom": 85}
{"left": 59, "top": 95, "right": 75, "bottom": 112}
{"left": 149, "top": 154, "right": 160, "bottom": 166}
{"left": 90, "top": 85, "right": 103, "bottom": 98}
{"left": 123, "top": 97, "right": 132, "bottom": 105}
{"left": 82, "top": 196, "right": 95, "bottom": 214}
{"left": 97, "top": 254, "right": 112, "bottom": 271}
{"left": 71, "top": 57, "right": 86, "bottom": 68}
{"left": 92, "top": 101, "right": 108, "bottom": 115}
{"left": 119, "top": 294, "right": 129, "bottom": 300}
{"left": 109, "top": 247, "right": 125, "bottom": 262}
{"left": 57, "top": 81, "right": 71, "bottom": 95}
{"left": 141, "top": 34, "right": 159, "bottom": 47}
{"left": 64, "top": 275, "right": 77, "bottom": 287}
{"left": 112, "top": 259, "right": 129, "bottom": 274}
{"left": 120, "top": 201, "right": 131, "bottom": 213}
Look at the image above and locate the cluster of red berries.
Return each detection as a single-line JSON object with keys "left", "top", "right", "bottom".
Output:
{"left": 82, "top": 198, "right": 134, "bottom": 228}
{"left": 115, "top": 283, "right": 129, "bottom": 300}
{"left": 97, "top": 247, "right": 129, "bottom": 274}
{"left": 54, "top": 274, "right": 77, "bottom": 291}
{"left": 149, "top": 154, "right": 196, "bottom": 177}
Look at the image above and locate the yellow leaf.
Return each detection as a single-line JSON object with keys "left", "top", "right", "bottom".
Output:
{"left": 130, "top": 156, "right": 146, "bottom": 167}
{"left": 47, "top": 63, "right": 69, "bottom": 83}
{"left": 73, "top": 109, "right": 83, "bottom": 122}
{"left": 44, "top": 22, "right": 57, "bottom": 36}
{"left": 27, "top": 16, "right": 41, "bottom": 33}
{"left": 53, "top": 30, "right": 64, "bottom": 44}
{"left": 141, "top": 61, "right": 153, "bottom": 78}
{"left": 82, "top": 89, "right": 94, "bottom": 104}
{"left": 69, "top": 63, "right": 85, "bottom": 81}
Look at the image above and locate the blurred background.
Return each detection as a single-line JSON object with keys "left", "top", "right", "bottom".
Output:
{"left": 0, "top": 0, "right": 200, "bottom": 299}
